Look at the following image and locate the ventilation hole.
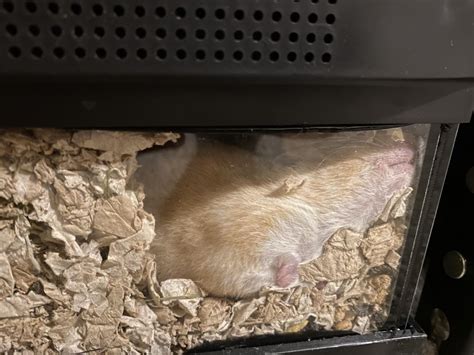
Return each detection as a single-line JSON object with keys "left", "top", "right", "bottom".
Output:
{"left": 29, "top": 25, "right": 40, "bottom": 36}
{"left": 234, "top": 9, "right": 244, "bottom": 20}
{"left": 114, "top": 5, "right": 124, "bottom": 16}
{"left": 25, "top": 2, "right": 37, "bottom": 13}
{"left": 311, "top": 0, "right": 319, "bottom": 3}
{"left": 156, "top": 48, "right": 167, "bottom": 60}
{"left": 253, "top": 10, "right": 263, "bottom": 21}
{"left": 156, "top": 28, "right": 166, "bottom": 39}
{"left": 304, "top": 52, "right": 315, "bottom": 62}
{"left": 272, "top": 11, "right": 282, "bottom": 22}
{"left": 329, "top": 0, "right": 337, "bottom": 4}
{"left": 31, "top": 46, "right": 43, "bottom": 58}
{"left": 234, "top": 30, "right": 244, "bottom": 41}
{"left": 271, "top": 31, "right": 280, "bottom": 42}
{"left": 6, "top": 24, "right": 17, "bottom": 36}
{"left": 53, "top": 47, "right": 65, "bottom": 59}
{"left": 155, "top": 6, "right": 166, "bottom": 18}
{"left": 321, "top": 52, "right": 332, "bottom": 63}
{"left": 136, "top": 27, "right": 146, "bottom": 39}
{"left": 176, "top": 49, "right": 186, "bottom": 60}
{"left": 75, "top": 47, "right": 85, "bottom": 58}
{"left": 326, "top": 14, "right": 336, "bottom": 24}
{"left": 94, "top": 26, "right": 105, "bottom": 38}
{"left": 115, "top": 27, "right": 126, "bottom": 38}
{"left": 215, "top": 29, "right": 225, "bottom": 40}
{"left": 137, "top": 48, "right": 147, "bottom": 59}
{"left": 308, "top": 13, "right": 318, "bottom": 23}
{"left": 175, "top": 7, "right": 186, "bottom": 18}
{"left": 74, "top": 26, "right": 84, "bottom": 37}
{"left": 135, "top": 6, "right": 145, "bottom": 17}
{"left": 8, "top": 46, "right": 21, "bottom": 58}
{"left": 214, "top": 50, "right": 224, "bottom": 61}
{"left": 195, "top": 29, "right": 206, "bottom": 40}
{"left": 289, "top": 32, "right": 299, "bottom": 42}
{"left": 251, "top": 51, "right": 261, "bottom": 62}
{"left": 324, "top": 33, "right": 334, "bottom": 43}
{"left": 92, "top": 4, "right": 103, "bottom": 16}
{"left": 306, "top": 33, "right": 316, "bottom": 43}
{"left": 71, "top": 3, "right": 81, "bottom": 15}
{"left": 252, "top": 31, "right": 262, "bottom": 41}
{"left": 290, "top": 12, "right": 300, "bottom": 23}
{"left": 3, "top": 2, "right": 14, "bottom": 13}
{"left": 287, "top": 52, "right": 297, "bottom": 62}
{"left": 176, "top": 28, "right": 186, "bottom": 40}
{"left": 116, "top": 48, "right": 127, "bottom": 59}
{"left": 195, "top": 8, "right": 205, "bottom": 19}
{"left": 74, "top": 48, "right": 86, "bottom": 59}
{"left": 51, "top": 25, "right": 63, "bottom": 37}
{"left": 233, "top": 50, "right": 243, "bottom": 61}
{"left": 215, "top": 8, "right": 225, "bottom": 20}
{"left": 269, "top": 51, "right": 279, "bottom": 62}
{"left": 195, "top": 49, "right": 205, "bottom": 61}
{"left": 48, "top": 2, "right": 59, "bottom": 14}
{"left": 95, "top": 48, "right": 106, "bottom": 59}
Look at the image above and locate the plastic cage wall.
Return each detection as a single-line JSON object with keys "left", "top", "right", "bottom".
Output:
{"left": 0, "top": 1, "right": 473, "bottom": 354}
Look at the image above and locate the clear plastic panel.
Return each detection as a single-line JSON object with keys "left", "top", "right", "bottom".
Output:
{"left": 0, "top": 125, "right": 430, "bottom": 353}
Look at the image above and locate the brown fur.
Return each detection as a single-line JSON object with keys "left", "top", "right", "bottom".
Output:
{"left": 139, "top": 132, "right": 417, "bottom": 298}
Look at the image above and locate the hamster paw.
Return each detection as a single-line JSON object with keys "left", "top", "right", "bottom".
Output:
{"left": 275, "top": 253, "right": 300, "bottom": 288}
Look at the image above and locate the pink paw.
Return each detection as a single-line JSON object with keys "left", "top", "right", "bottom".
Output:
{"left": 275, "top": 254, "right": 300, "bottom": 288}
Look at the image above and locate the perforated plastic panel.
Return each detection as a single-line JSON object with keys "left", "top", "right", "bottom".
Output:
{"left": 0, "top": 1, "right": 473, "bottom": 127}
{"left": 0, "top": 0, "right": 337, "bottom": 75}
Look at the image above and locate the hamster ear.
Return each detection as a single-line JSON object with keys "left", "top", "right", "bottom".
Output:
{"left": 274, "top": 253, "right": 300, "bottom": 288}
{"left": 267, "top": 176, "right": 306, "bottom": 197}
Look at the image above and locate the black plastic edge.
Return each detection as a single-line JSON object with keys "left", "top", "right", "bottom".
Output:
{"left": 190, "top": 321, "right": 426, "bottom": 354}
{"left": 0, "top": 81, "right": 472, "bottom": 127}
{"left": 415, "top": 121, "right": 474, "bottom": 355}
{"left": 392, "top": 124, "right": 459, "bottom": 325}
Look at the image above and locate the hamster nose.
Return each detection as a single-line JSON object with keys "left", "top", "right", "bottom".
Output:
{"left": 384, "top": 144, "right": 415, "bottom": 167}
{"left": 395, "top": 143, "right": 415, "bottom": 164}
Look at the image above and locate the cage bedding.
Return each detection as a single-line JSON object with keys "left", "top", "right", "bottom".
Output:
{"left": 0, "top": 128, "right": 415, "bottom": 354}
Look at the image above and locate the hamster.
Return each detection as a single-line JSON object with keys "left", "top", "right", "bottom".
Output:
{"left": 139, "top": 131, "right": 416, "bottom": 298}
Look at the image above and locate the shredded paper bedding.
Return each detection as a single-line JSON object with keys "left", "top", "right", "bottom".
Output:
{"left": 0, "top": 129, "right": 411, "bottom": 353}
